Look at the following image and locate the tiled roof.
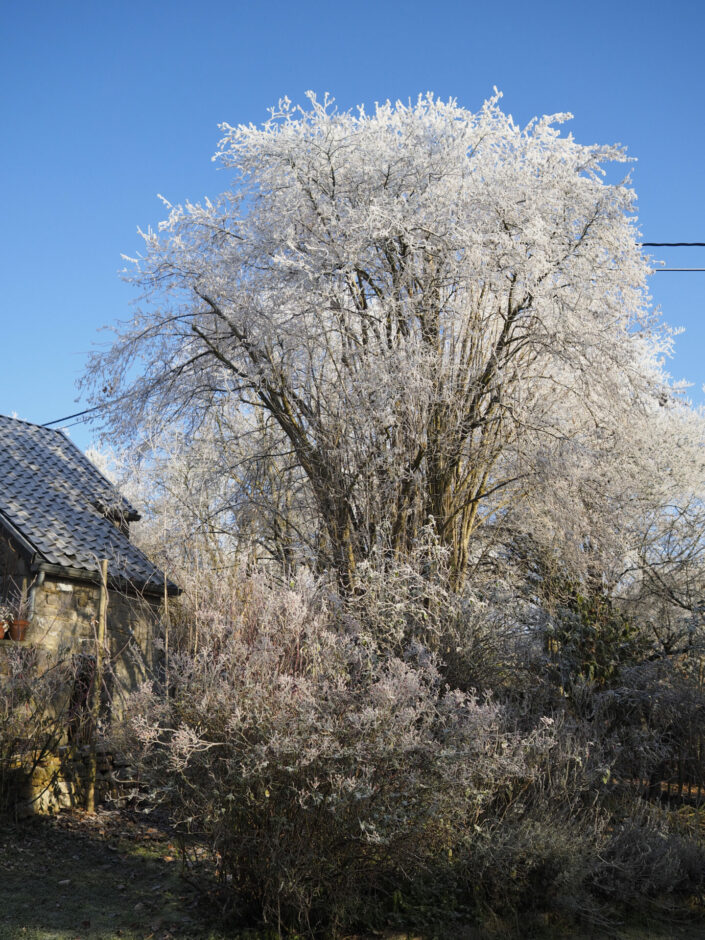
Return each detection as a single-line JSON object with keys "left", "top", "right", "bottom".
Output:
{"left": 0, "top": 415, "right": 170, "bottom": 594}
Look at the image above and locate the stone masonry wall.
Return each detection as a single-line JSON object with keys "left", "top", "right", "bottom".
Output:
{"left": 30, "top": 577, "right": 161, "bottom": 700}
{"left": 1, "top": 577, "right": 160, "bottom": 817}
{"left": 7, "top": 746, "right": 137, "bottom": 818}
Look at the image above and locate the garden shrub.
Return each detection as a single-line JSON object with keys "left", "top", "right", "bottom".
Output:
{"left": 541, "top": 574, "right": 647, "bottom": 691}
{"left": 592, "top": 800, "right": 705, "bottom": 905}
{"left": 118, "top": 570, "right": 559, "bottom": 936}
{"left": 115, "top": 565, "right": 705, "bottom": 936}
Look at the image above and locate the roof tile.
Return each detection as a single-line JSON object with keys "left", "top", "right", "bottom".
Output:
{"left": 0, "top": 415, "right": 170, "bottom": 593}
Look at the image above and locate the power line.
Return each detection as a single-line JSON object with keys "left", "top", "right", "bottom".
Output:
{"left": 644, "top": 243, "right": 705, "bottom": 269}
{"left": 42, "top": 405, "right": 106, "bottom": 427}
{"left": 43, "top": 388, "right": 141, "bottom": 428}
{"left": 642, "top": 243, "right": 705, "bottom": 270}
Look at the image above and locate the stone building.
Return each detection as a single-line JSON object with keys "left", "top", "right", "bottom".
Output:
{"left": 0, "top": 414, "right": 177, "bottom": 697}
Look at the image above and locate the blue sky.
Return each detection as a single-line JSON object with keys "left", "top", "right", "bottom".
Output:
{"left": 2, "top": 0, "right": 704, "bottom": 451}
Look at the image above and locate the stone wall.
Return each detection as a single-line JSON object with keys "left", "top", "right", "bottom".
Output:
{"left": 0, "top": 535, "right": 163, "bottom": 698}
{"left": 1, "top": 576, "right": 161, "bottom": 817}
{"left": 29, "top": 576, "right": 162, "bottom": 700}
{"left": 9, "top": 745, "right": 136, "bottom": 818}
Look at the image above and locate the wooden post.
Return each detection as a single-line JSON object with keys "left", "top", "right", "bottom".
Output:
{"left": 163, "top": 570, "right": 170, "bottom": 691}
{"left": 86, "top": 559, "right": 108, "bottom": 813}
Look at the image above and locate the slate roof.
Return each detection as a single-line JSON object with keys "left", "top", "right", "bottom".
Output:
{"left": 0, "top": 414, "right": 172, "bottom": 594}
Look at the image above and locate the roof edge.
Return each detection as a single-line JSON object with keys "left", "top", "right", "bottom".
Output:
{"left": 0, "top": 509, "right": 43, "bottom": 563}
{"left": 35, "top": 561, "right": 181, "bottom": 597}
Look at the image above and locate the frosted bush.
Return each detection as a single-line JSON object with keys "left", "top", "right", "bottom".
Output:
{"left": 118, "top": 569, "right": 556, "bottom": 934}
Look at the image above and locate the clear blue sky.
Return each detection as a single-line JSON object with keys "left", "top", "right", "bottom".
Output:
{"left": 2, "top": 0, "right": 704, "bottom": 451}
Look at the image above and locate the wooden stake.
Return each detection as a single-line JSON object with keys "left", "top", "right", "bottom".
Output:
{"left": 86, "top": 559, "right": 108, "bottom": 813}
{"left": 163, "top": 570, "right": 170, "bottom": 690}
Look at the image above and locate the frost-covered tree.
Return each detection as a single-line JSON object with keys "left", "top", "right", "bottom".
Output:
{"left": 86, "top": 91, "right": 678, "bottom": 591}
{"left": 104, "top": 407, "right": 317, "bottom": 576}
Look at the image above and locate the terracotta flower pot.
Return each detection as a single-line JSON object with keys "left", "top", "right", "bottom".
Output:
{"left": 8, "top": 620, "right": 29, "bottom": 642}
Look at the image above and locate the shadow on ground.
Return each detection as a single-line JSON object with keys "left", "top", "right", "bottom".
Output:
{"left": 0, "top": 810, "right": 222, "bottom": 940}
{"left": 1, "top": 810, "right": 704, "bottom": 940}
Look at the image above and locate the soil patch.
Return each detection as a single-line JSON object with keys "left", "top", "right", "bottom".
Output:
{"left": 0, "top": 808, "right": 222, "bottom": 940}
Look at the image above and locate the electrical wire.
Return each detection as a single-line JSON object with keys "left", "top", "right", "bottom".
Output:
{"left": 643, "top": 243, "right": 705, "bottom": 270}
{"left": 42, "top": 405, "right": 105, "bottom": 427}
